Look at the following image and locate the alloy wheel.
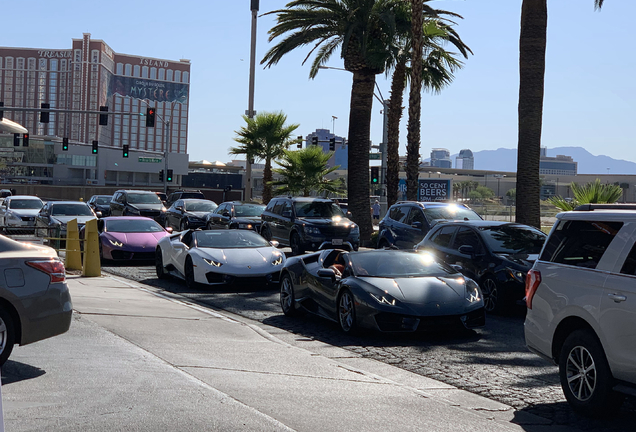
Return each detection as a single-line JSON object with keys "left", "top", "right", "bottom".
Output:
{"left": 566, "top": 345, "right": 597, "bottom": 402}
{"left": 481, "top": 278, "right": 498, "bottom": 312}
{"left": 280, "top": 276, "right": 295, "bottom": 316}
{"left": 338, "top": 291, "right": 355, "bottom": 332}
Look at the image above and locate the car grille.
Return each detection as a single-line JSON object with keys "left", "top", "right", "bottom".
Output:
{"left": 21, "top": 216, "right": 35, "bottom": 222}
{"left": 205, "top": 271, "right": 281, "bottom": 285}
{"left": 320, "top": 226, "right": 351, "bottom": 237}
{"left": 110, "top": 251, "right": 155, "bottom": 261}
{"left": 140, "top": 210, "right": 161, "bottom": 217}
{"left": 374, "top": 309, "right": 485, "bottom": 332}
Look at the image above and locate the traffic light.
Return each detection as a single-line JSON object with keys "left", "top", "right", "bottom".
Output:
{"left": 22, "top": 133, "right": 29, "bottom": 147}
{"left": 92, "top": 140, "right": 98, "bottom": 154}
{"left": 122, "top": 144, "right": 129, "bottom": 158}
{"left": 371, "top": 166, "right": 379, "bottom": 184}
{"left": 166, "top": 169, "right": 173, "bottom": 182}
{"left": 329, "top": 137, "right": 336, "bottom": 151}
{"left": 62, "top": 137, "right": 69, "bottom": 151}
{"left": 13, "top": 133, "right": 19, "bottom": 147}
{"left": 311, "top": 136, "right": 318, "bottom": 146}
{"left": 0, "top": 101, "right": 4, "bottom": 121}
{"left": 99, "top": 106, "right": 109, "bottom": 126}
{"left": 145, "top": 107, "right": 156, "bottom": 127}
{"left": 40, "top": 103, "right": 50, "bottom": 123}
{"left": 159, "top": 170, "right": 164, "bottom": 181}
{"left": 297, "top": 135, "right": 302, "bottom": 149}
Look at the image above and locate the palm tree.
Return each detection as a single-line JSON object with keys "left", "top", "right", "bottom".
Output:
{"left": 548, "top": 179, "right": 621, "bottom": 211}
{"left": 229, "top": 111, "right": 299, "bottom": 205}
{"left": 261, "top": 0, "right": 410, "bottom": 244}
{"left": 406, "top": 0, "right": 424, "bottom": 201}
{"left": 517, "top": 0, "right": 605, "bottom": 228}
{"left": 385, "top": 14, "right": 470, "bottom": 207}
{"left": 271, "top": 146, "right": 346, "bottom": 197}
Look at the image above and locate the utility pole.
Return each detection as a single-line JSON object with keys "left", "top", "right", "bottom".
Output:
{"left": 245, "top": 0, "right": 259, "bottom": 201}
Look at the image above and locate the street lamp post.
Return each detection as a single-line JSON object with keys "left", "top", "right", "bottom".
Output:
{"left": 244, "top": 0, "right": 259, "bottom": 202}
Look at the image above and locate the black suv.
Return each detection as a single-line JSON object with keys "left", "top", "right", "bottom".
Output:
{"left": 109, "top": 190, "right": 166, "bottom": 222}
{"left": 165, "top": 189, "right": 205, "bottom": 209}
{"left": 260, "top": 196, "right": 360, "bottom": 255}
{"left": 377, "top": 201, "right": 482, "bottom": 249}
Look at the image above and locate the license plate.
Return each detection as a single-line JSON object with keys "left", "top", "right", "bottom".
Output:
{"left": 332, "top": 239, "right": 343, "bottom": 245}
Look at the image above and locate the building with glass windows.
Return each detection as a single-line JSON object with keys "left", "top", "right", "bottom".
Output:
{"left": 455, "top": 149, "right": 474, "bottom": 170}
{"left": 539, "top": 147, "right": 577, "bottom": 176}
{"left": 430, "top": 148, "right": 452, "bottom": 168}
{"left": 0, "top": 33, "right": 190, "bottom": 186}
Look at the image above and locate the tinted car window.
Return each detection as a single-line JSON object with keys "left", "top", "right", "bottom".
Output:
{"left": 94, "top": 196, "right": 111, "bottom": 205}
{"left": 51, "top": 204, "right": 94, "bottom": 216}
{"left": 452, "top": 227, "right": 484, "bottom": 254}
{"left": 179, "top": 192, "right": 205, "bottom": 199}
{"left": 281, "top": 201, "right": 293, "bottom": 216}
{"left": 106, "top": 219, "right": 164, "bottom": 233}
{"left": 478, "top": 225, "right": 545, "bottom": 255}
{"left": 406, "top": 208, "right": 426, "bottom": 225}
{"left": 272, "top": 200, "right": 284, "bottom": 215}
{"left": 127, "top": 193, "right": 162, "bottom": 204}
{"left": 539, "top": 220, "right": 623, "bottom": 269}
{"left": 422, "top": 205, "right": 481, "bottom": 223}
{"left": 294, "top": 201, "right": 343, "bottom": 218}
{"left": 9, "top": 199, "right": 43, "bottom": 210}
{"left": 184, "top": 201, "right": 217, "bottom": 212}
{"left": 349, "top": 252, "right": 455, "bottom": 278}
{"left": 431, "top": 226, "right": 457, "bottom": 247}
{"left": 235, "top": 204, "right": 265, "bottom": 217}
{"left": 620, "top": 242, "right": 636, "bottom": 276}
{"left": 389, "top": 206, "right": 408, "bottom": 223}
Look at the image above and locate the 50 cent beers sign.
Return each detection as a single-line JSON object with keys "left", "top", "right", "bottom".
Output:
{"left": 418, "top": 179, "right": 451, "bottom": 202}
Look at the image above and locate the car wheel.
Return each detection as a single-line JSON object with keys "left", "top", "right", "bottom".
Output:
{"left": 378, "top": 238, "right": 390, "bottom": 249}
{"left": 0, "top": 307, "right": 16, "bottom": 366}
{"left": 155, "top": 247, "right": 169, "bottom": 280}
{"left": 559, "top": 329, "right": 623, "bottom": 416}
{"left": 290, "top": 232, "right": 305, "bottom": 256}
{"left": 480, "top": 276, "right": 501, "bottom": 314}
{"left": 280, "top": 273, "right": 299, "bottom": 317}
{"left": 337, "top": 289, "right": 357, "bottom": 333}
{"left": 184, "top": 256, "right": 197, "bottom": 289}
{"left": 261, "top": 225, "right": 272, "bottom": 241}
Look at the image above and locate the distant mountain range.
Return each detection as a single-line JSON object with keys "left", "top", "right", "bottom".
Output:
{"left": 451, "top": 147, "right": 636, "bottom": 175}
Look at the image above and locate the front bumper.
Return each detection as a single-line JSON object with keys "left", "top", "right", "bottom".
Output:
{"left": 204, "top": 270, "right": 282, "bottom": 286}
{"left": 300, "top": 232, "right": 360, "bottom": 252}
{"left": 368, "top": 307, "right": 485, "bottom": 332}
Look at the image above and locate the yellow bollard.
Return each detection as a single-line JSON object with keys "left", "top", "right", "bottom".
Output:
{"left": 65, "top": 219, "right": 82, "bottom": 271}
{"left": 82, "top": 218, "right": 101, "bottom": 277}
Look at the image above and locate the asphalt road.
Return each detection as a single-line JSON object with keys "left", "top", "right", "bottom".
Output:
{"left": 101, "top": 259, "right": 636, "bottom": 432}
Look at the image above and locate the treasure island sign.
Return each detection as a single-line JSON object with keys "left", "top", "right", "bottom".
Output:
{"left": 108, "top": 76, "right": 189, "bottom": 104}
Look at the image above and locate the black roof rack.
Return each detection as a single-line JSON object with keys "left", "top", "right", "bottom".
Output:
{"left": 574, "top": 204, "right": 636, "bottom": 211}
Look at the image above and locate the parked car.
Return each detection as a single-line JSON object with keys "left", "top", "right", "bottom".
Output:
{"left": 155, "top": 192, "right": 168, "bottom": 205}
{"left": 0, "top": 189, "right": 12, "bottom": 198}
{"left": 0, "top": 234, "right": 72, "bottom": 365}
{"left": 87, "top": 195, "right": 113, "bottom": 218}
{"left": 109, "top": 190, "right": 166, "bottom": 222}
{"left": 279, "top": 249, "right": 485, "bottom": 333}
{"left": 260, "top": 196, "right": 360, "bottom": 255}
{"left": 35, "top": 201, "right": 98, "bottom": 239}
{"left": 92, "top": 217, "right": 172, "bottom": 261}
{"left": 206, "top": 201, "right": 265, "bottom": 231}
{"left": 164, "top": 189, "right": 205, "bottom": 209}
{"left": 155, "top": 229, "right": 285, "bottom": 289}
{"left": 416, "top": 220, "right": 546, "bottom": 314}
{"left": 524, "top": 204, "right": 636, "bottom": 415}
{"left": 0, "top": 195, "right": 44, "bottom": 232}
{"left": 164, "top": 199, "right": 218, "bottom": 231}
{"left": 378, "top": 201, "right": 482, "bottom": 250}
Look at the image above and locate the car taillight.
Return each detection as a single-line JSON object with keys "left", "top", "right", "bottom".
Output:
{"left": 525, "top": 269, "right": 541, "bottom": 309}
{"left": 26, "top": 259, "right": 66, "bottom": 283}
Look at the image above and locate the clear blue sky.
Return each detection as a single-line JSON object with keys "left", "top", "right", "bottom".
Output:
{"left": 3, "top": 1, "right": 635, "bottom": 164}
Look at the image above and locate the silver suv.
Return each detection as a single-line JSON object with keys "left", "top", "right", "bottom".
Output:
{"left": 524, "top": 204, "right": 636, "bottom": 415}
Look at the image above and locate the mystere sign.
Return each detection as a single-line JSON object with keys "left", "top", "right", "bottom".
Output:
{"left": 108, "top": 76, "right": 189, "bottom": 104}
{"left": 418, "top": 179, "right": 451, "bottom": 202}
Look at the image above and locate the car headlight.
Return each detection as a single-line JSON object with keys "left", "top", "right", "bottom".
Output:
{"left": 239, "top": 223, "right": 253, "bottom": 230}
{"left": 272, "top": 255, "right": 284, "bottom": 266}
{"left": 506, "top": 267, "right": 525, "bottom": 283}
{"left": 109, "top": 239, "right": 123, "bottom": 247}
{"left": 128, "top": 207, "right": 140, "bottom": 215}
{"left": 370, "top": 292, "right": 396, "bottom": 306}
{"left": 304, "top": 225, "right": 321, "bottom": 235}
{"left": 7, "top": 212, "right": 20, "bottom": 220}
{"left": 187, "top": 215, "right": 203, "bottom": 222}
{"left": 203, "top": 258, "right": 223, "bottom": 267}
{"left": 161, "top": 207, "right": 167, "bottom": 212}
{"left": 465, "top": 279, "right": 482, "bottom": 303}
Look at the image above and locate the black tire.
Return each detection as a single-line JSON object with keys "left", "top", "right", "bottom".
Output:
{"left": 0, "top": 307, "right": 16, "bottom": 366}
{"left": 290, "top": 232, "right": 305, "bottom": 256}
{"left": 559, "top": 329, "right": 623, "bottom": 416}
{"left": 377, "top": 238, "right": 390, "bottom": 249}
{"left": 337, "top": 289, "right": 358, "bottom": 333}
{"left": 261, "top": 225, "right": 272, "bottom": 241}
{"left": 184, "top": 255, "right": 197, "bottom": 289}
{"left": 480, "top": 276, "right": 502, "bottom": 314}
{"left": 280, "top": 273, "right": 299, "bottom": 317}
{"left": 155, "top": 247, "right": 169, "bottom": 280}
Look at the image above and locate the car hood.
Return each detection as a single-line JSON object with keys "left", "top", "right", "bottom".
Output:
{"left": 360, "top": 276, "right": 466, "bottom": 306}
{"left": 235, "top": 217, "right": 261, "bottom": 224}
{"left": 496, "top": 253, "right": 539, "bottom": 268}
{"left": 129, "top": 204, "right": 163, "bottom": 211}
{"left": 298, "top": 217, "right": 354, "bottom": 226}
{"left": 51, "top": 215, "right": 96, "bottom": 224}
{"left": 185, "top": 211, "right": 210, "bottom": 219}
{"left": 8, "top": 208, "right": 40, "bottom": 217}
{"left": 105, "top": 231, "right": 168, "bottom": 246}
{"left": 199, "top": 247, "right": 282, "bottom": 266}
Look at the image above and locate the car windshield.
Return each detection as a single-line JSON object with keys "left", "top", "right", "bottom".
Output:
{"left": 422, "top": 205, "right": 481, "bottom": 224}
{"left": 195, "top": 230, "right": 270, "bottom": 248}
{"left": 95, "top": 196, "right": 111, "bottom": 205}
{"left": 184, "top": 201, "right": 218, "bottom": 212}
{"left": 9, "top": 199, "right": 43, "bottom": 210}
{"left": 235, "top": 204, "right": 265, "bottom": 217}
{"left": 106, "top": 219, "right": 164, "bottom": 233}
{"left": 127, "top": 193, "right": 162, "bottom": 204}
{"left": 478, "top": 225, "right": 546, "bottom": 255}
{"left": 294, "top": 201, "right": 344, "bottom": 218}
{"left": 51, "top": 204, "right": 94, "bottom": 216}
{"left": 349, "top": 251, "right": 456, "bottom": 278}
{"left": 180, "top": 192, "right": 204, "bottom": 199}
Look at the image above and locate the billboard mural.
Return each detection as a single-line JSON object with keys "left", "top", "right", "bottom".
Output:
{"left": 418, "top": 179, "right": 452, "bottom": 202}
{"left": 108, "top": 76, "right": 189, "bottom": 104}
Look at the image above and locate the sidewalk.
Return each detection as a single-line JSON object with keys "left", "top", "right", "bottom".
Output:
{"left": 7, "top": 274, "right": 575, "bottom": 431}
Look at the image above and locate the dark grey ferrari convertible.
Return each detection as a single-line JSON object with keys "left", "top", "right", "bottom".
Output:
{"left": 279, "top": 249, "right": 485, "bottom": 333}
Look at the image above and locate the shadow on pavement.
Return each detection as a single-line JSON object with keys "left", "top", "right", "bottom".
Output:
{"left": 1, "top": 360, "right": 46, "bottom": 385}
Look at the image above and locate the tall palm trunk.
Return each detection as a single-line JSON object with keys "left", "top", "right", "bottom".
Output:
{"left": 262, "top": 158, "right": 273, "bottom": 204}
{"left": 347, "top": 69, "right": 376, "bottom": 243}
{"left": 516, "top": 0, "right": 546, "bottom": 229}
{"left": 387, "top": 59, "right": 407, "bottom": 207}
{"left": 407, "top": 0, "right": 424, "bottom": 201}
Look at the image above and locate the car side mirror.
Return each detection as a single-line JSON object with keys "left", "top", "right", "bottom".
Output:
{"left": 269, "top": 240, "right": 280, "bottom": 248}
{"left": 282, "top": 210, "right": 292, "bottom": 219}
{"left": 165, "top": 227, "right": 173, "bottom": 233}
{"left": 347, "top": 211, "right": 352, "bottom": 218}
{"left": 222, "top": 212, "right": 230, "bottom": 217}
{"left": 450, "top": 264, "right": 464, "bottom": 273}
{"left": 317, "top": 268, "right": 336, "bottom": 279}
{"left": 95, "top": 211, "right": 103, "bottom": 218}
{"left": 458, "top": 245, "right": 475, "bottom": 256}
{"left": 411, "top": 221, "right": 423, "bottom": 230}
{"left": 176, "top": 206, "right": 184, "bottom": 212}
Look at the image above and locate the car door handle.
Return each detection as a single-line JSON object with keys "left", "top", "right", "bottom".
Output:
{"left": 608, "top": 293, "right": 627, "bottom": 303}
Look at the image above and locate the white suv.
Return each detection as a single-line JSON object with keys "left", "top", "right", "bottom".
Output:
{"left": 524, "top": 204, "right": 636, "bottom": 415}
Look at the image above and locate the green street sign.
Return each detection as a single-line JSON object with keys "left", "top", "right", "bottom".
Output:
{"left": 369, "top": 153, "right": 381, "bottom": 160}
{"left": 138, "top": 157, "right": 162, "bottom": 163}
